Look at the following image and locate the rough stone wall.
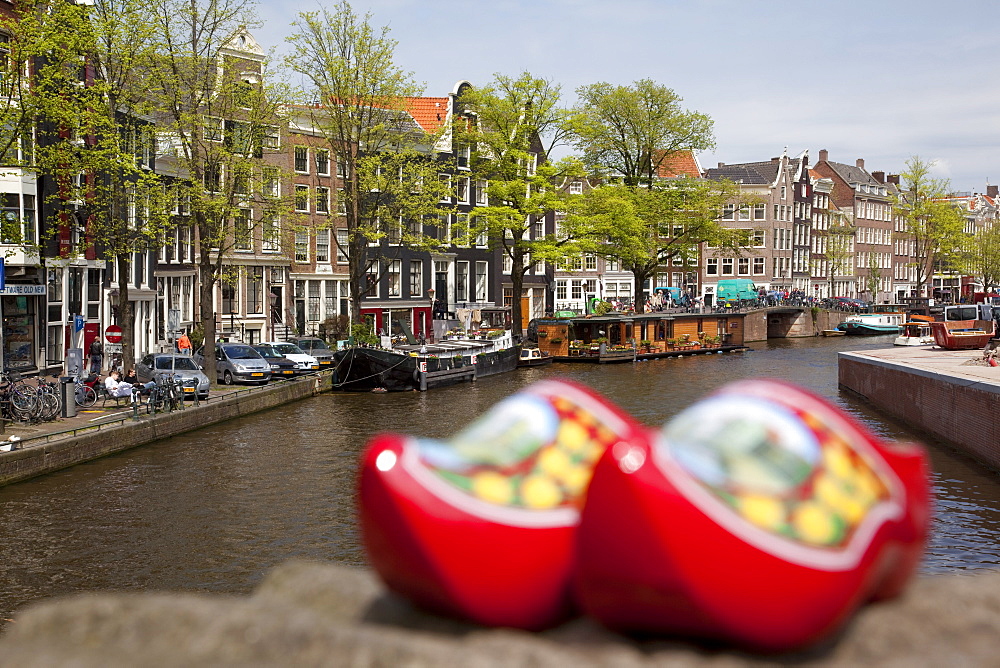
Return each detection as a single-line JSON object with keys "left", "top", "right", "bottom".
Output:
{"left": 839, "top": 354, "right": 1000, "bottom": 470}
{"left": 1, "top": 561, "right": 998, "bottom": 667}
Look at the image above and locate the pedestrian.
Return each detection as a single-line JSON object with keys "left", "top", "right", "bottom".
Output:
{"left": 177, "top": 331, "right": 192, "bottom": 356}
{"left": 89, "top": 338, "right": 103, "bottom": 374}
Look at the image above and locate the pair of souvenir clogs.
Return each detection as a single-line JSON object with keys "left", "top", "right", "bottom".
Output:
{"left": 357, "top": 379, "right": 930, "bottom": 651}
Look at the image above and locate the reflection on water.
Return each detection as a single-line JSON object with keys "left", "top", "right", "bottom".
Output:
{"left": 1, "top": 335, "right": 998, "bottom": 624}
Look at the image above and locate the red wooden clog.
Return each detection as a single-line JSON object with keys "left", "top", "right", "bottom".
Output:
{"left": 574, "top": 379, "right": 930, "bottom": 651}
{"left": 358, "top": 379, "right": 649, "bottom": 629}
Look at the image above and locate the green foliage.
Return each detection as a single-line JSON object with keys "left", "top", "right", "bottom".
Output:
{"left": 568, "top": 79, "right": 715, "bottom": 187}
{"left": 893, "top": 156, "right": 967, "bottom": 296}
{"left": 351, "top": 322, "right": 379, "bottom": 346}
{"left": 958, "top": 223, "right": 1000, "bottom": 293}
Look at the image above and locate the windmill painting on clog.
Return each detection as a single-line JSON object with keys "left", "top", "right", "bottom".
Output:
{"left": 358, "top": 379, "right": 648, "bottom": 630}
{"left": 575, "top": 378, "right": 930, "bottom": 651}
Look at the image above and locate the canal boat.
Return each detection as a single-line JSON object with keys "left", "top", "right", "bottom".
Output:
{"left": 331, "top": 331, "right": 520, "bottom": 392}
{"left": 929, "top": 320, "right": 996, "bottom": 350}
{"left": 821, "top": 329, "right": 846, "bottom": 337}
{"left": 836, "top": 308, "right": 905, "bottom": 335}
{"left": 517, "top": 347, "right": 553, "bottom": 368}
{"left": 893, "top": 322, "right": 935, "bottom": 346}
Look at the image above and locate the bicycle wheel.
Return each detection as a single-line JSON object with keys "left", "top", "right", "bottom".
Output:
{"left": 39, "top": 391, "right": 60, "bottom": 421}
{"left": 10, "top": 386, "right": 36, "bottom": 416}
{"left": 76, "top": 385, "right": 97, "bottom": 407}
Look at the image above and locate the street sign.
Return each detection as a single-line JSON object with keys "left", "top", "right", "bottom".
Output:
{"left": 105, "top": 325, "right": 123, "bottom": 343}
{"left": 104, "top": 343, "right": 123, "bottom": 353}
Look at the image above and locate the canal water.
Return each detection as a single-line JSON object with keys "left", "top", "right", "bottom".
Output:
{"left": 2, "top": 335, "right": 999, "bottom": 624}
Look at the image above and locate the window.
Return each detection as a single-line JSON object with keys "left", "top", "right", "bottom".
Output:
{"left": 457, "top": 177, "right": 470, "bottom": 203}
{"left": 309, "top": 281, "right": 320, "bottom": 321}
{"left": 409, "top": 260, "right": 422, "bottom": 297}
{"left": 234, "top": 208, "right": 252, "bottom": 250}
{"left": 753, "top": 203, "right": 766, "bottom": 220}
{"left": 585, "top": 255, "right": 597, "bottom": 271}
{"left": 722, "top": 204, "right": 735, "bottom": 220}
{"left": 295, "top": 185, "right": 309, "bottom": 212}
{"left": 204, "top": 164, "right": 221, "bottom": 192}
{"left": 336, "top": 161, "right": 348, "bottom": 179}
{"left": 780, "top": 185, "right": 786, "bottom": 199}
{"left": 721, "top": 258, "right": 734, "bottom": 275}
{"left": 295, "top": 230, "right": 309, "bottom": 262}
{"left": 475, "top": 180, "right": 488, "bottom": 205}
{"left": 456, "top": 261, "right": 469, "bottom": 301}
{"left": 753, "top": 230, "right": 765, "bottom": 247}
{"left": 556, "top": 280, "right": 567, "bottom": 301}
{"left": 316, "top": 229, "right": 330, "bottom": 263}
{"left": 316, "top": 149, "right": 329, "bottom": 175}
{"left": 706, "top": 258, "right": 718, "bottom": 275}
{"left": 336, "top": 189, "right": 346, "bottom": 215}
{"left": 262, "top": 167, "right": 280, "bottom": 198}
{"left": 475, "top": 261, "right": 487, "bottom": 301}
{"left": 474, "top": 216, "right": 488, "bottom": 246}
{"left": 261, "top": 213, "right": 279, "bottom": 251}
{"left": 569, "top": 181, "right": 583, "bottom": 195}
{"left": 221, "top": 280, "right": 238, "bottom": 314}
{"left": 738, "top": 206, "right": 750, "bottom": 221}
{"left": 738, "top": 257, "right": 750, "bottom": 275}
{"left": 453, "top": 213, "right": 469, "bottom": 246}
{"left": 247, "top": 267, "right": 264, "bottom": 314}
{"left": 336, "top": 229, "right": 349, "bottom": 263}
{"left": 316, "top": 186, "right": 330, "bottom": 214}
{"left": 294, "top": 146, "right": 308, "bottom": 173}
{"left": 753, "top": 257, "right": 765, "bottom": 275}
{"left": 262, "top": 125, "right": 279, "bottom": 149}
{"left": 324, "top": 280, "right": 336, "bottom": 318}
{"left": 439, "top": 174, "right": 452, "bottom": 202}
{"left": 387, "top": 260, "right": 401, "bottom": 297}
{"left": 203, "top": 116, "right": 223, "bottom": 142}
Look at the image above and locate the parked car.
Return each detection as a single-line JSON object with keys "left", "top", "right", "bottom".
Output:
{"left": 136, "top": 353, "right": 211, "bottom": 400}
{"left": 261, "top": 341, "right": 319, "bottom": 373}
{"left": 286, "top": 336, "right": 336, "bottom": 368}
{"left": 252, "top": 344, "right": 298, "bottom": 379}
{"left": 194, "top": 342, "right": 272, "bottom": 385}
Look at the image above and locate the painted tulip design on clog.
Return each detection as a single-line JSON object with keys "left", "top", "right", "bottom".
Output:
{"left": 358, "top": 379, "right": 649, "bottom": 629}
{"left": 574, "top": 379, "right": 930, "bottom": 651}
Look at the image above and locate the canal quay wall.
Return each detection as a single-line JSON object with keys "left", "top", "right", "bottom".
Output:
{"left": 742, "top": 307, "right": 844, "bottom": 341}
{"left": 0, "top": 373, "right": 332, "bottom": 488}
{"left": 839, "top": 347, "right": 1000, "bottom": 471}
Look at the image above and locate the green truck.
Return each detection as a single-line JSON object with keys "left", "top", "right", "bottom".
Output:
{"left": 716, "top": 279, "right": 759, "bottom": 304}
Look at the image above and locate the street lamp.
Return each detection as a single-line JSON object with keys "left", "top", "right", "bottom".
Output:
{"left": 108, "top": 288, "right": 119, "bottom": 323}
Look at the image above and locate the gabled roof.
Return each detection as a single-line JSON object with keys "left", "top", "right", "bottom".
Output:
{"left": 704, "top": 155, "right": 805, "bottom": 187}
{"left": 822, "top": 161, "right": 880, "bottom": 187}
{"left": 404, "top": 97, "right": 450, "bottom": 133}
{"left": 656, "top": 150, "right": 702, "bottom": 178}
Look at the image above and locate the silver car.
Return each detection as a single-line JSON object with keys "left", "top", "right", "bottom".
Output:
{"left": 194, "top": 343, "right": 272, "bottom": 385}
{"left": 136, "top": 353, "right": 211, "bottom": 400}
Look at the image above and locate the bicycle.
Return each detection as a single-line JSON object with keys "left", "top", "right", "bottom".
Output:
{"left": 75, "top": 375, "right": 99, "bottom": 408}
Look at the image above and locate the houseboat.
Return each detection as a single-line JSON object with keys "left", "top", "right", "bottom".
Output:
{"left": 532, "top": 311, "right": 748, "bottom": 363}
{"left": 331, "top": 330, "right": 520, "bottom": 392}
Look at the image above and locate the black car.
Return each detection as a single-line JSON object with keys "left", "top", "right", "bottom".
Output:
{"left": 287, "top": 336, "right": 336, "bottom": 368}
{"left": 252, "top": 345, "right": 298, "bottom": 379}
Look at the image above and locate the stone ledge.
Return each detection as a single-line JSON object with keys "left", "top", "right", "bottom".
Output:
{"left": 1, "top": 560, "right": 998, "bottom": 666}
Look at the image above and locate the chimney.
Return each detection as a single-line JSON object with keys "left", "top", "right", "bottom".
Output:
{"left": 988, "top": 185, "right": 998, "bottom": 198}
{"left": 856, "top": 158, "right": 865, "bottom": 170}
{"left": 818, "top": 149, "right": 828, "bottom": 162}
{"left": 872, "top": 171, "right": 885, "bottom": 184}
{"left": 887, "top": 174, "right": 900, "bottom": 186}
{"left": 718, "top": 162, "right": 725, "bottom": 168}
{"left": 771, "top": 157, "right": 780, "bottom": 163}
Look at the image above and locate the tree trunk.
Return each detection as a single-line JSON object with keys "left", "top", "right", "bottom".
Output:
{"left": 510, "top": 252, "right": 525, "bottom": 339}
{"left": 115, "top": 255, "right": 133, "bottom": 373}
{"left": 199, "top": 258, "right": 217, "bottom": 383}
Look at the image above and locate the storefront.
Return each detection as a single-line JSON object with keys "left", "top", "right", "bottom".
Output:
{"left": 1, "top": 283, "right": 45, "bottom": 372}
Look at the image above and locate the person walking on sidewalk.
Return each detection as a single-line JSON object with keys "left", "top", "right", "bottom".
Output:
{"left": 177, "top": 331, "right": 192, "bottom": 356}
{"left": 89, "top": 338, "right": 103, "bottom": 374}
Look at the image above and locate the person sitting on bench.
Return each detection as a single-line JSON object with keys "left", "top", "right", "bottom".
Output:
{"left": 105, "top": 370, "right": 154, "bottom": 398}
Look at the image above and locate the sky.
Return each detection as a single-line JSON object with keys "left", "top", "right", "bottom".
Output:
{"left": 257, "top": 0, "right": 999, "bottom": 193}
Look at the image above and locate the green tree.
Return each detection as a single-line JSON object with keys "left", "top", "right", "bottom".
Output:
{"left": 864, "top": 250, "right": 882, "bottom": 302}
{"left": 959, "top": 223, "right": 1000, "bottom": 294}
{"left": 825, "top": 216, "right": 856, "bottom": 297}
{"left": 569, "top": 79, "right": 714, "bottom": 187}
{"left": 453, "top": 72, "right": 577, "bottom": 336}
{"left": 285, "top": 1, "right": 448, "bottom": 323}
{"left": 1, "top": 0, "right": 173, "bottom": 368}
{"left": 145, "top": 0, "right": 289, "bottom": 381}
{"left": 567, "top": 178, "right": 750, "bottom": 312}
{"left": 894, "top": 156, "right": 966, "bottom": 297}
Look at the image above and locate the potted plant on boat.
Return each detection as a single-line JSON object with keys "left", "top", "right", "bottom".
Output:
{"left": 640, "top": 339, "right": 652, "bottom": 353}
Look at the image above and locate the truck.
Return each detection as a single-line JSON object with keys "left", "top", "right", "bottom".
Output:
{"left": 715, "top": 279, "right": 759, "bottom": 304}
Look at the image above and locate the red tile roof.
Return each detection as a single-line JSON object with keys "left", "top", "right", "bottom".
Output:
{"left": 404, "top": 97, "right": 450, "bottom": 132}
{"left": 656, "top": 150, "right": 701, "bottom": 178}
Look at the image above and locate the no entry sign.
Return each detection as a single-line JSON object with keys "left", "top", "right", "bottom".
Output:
{"left": 105, "top": 325, "right": 123, "bottom": 343}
